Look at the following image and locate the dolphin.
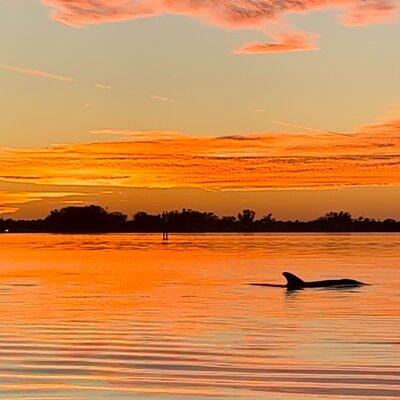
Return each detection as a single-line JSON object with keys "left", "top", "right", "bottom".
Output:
{"left": 250, "top": 272, "right": 368, "bottom": 290}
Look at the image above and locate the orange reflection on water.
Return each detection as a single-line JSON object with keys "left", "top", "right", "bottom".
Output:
{"left": 0, "top": 233, "right": 399, "bottom": 399}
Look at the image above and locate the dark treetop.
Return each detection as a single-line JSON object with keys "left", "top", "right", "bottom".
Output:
{"left": 1, "top": 206, "right": 400, "bottom": 233}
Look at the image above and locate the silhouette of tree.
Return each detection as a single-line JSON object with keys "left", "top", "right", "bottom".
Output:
{"left": 162, "top": 209, "right": 219, "bottom": 232}
{"left": 313, "top": 211, "right": 354, "bottom": 231}
{"left": 255, "top": 213, "right": 277, "bottom": 231}
{"left": 1, "top": 206, "right": 400, "bottom": 233}
{"left": 219, "top": 216, "right": 237, "bottom": 232}
{"left": 319, "top": 211, "right": 353, "bottom": 223}
{"left": 44, "top": 205, "right": 127, "bottom": 232}
{"left": 237, "top": 209, "right": 256, "bottom": 230}
{"left": 260, "top": 213, "right": 274, "bottom": 223}
{"left": 130, "top": 211, "right": 162, "bottom": 232}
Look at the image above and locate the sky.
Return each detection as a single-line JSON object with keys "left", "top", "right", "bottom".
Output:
{"left": 0, "top": 0, "right": 400, "bottom": 220}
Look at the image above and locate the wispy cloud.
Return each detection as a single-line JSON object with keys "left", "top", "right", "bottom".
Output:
{"left": 41, "top": 0, "right": 399, "bottom": 54}
{"left": 0, "top": 63, "right": 72, "bottom": 82}
{"left": 91, "top": 129, "right": 187, "bottom": 139}
{"left": 150, "top": 95, "right": 177, "bottom": 103}
{"left": 95, "top": 83, "right": 112, "bottom": 90}
{"left": 1, "top": 109, "right": 400, "bottom": 191}
{"left": 269, "top": 119, "right": 340, "bottom": 135}
{"left": 0, "top": 191, "right": 84, "bottom": 215}
{"left": 91, "top": 129, "right": 136, "bottom": 137}
{"left": 235, "top": 32, "right": 318, "bottom": 55}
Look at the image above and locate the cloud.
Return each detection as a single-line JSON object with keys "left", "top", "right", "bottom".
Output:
{"left": 96, "top": 83, "right": 112, "bottom": 90}
{"left": 1, "top": 109, "right": 400, "bottom": 192}
{"left": 269, "top": 119, "right": 341, "bottom": 135}
{"left": 0, "top": 206, "right": 19, "bottom": 215}
{"left": 91, "top": 129, "right": 137, "bottom": 137}
{"left": 41, "top": 0, "right": 399, "bottom": 54}
{"left": 234, "top": 31, "right": 318, "bottom": 54}
{"left": 353, "top": 105, "right": 400, "bottom": 135}
{"left": 0, "top": 63, "right": 72, "bottom": 82}
{"left": 0, "top": 191, "right": 84, "bottom": 215}
{"left": 150, "top": 95, "right": 177, "bottom": 103}
{"left": 341, "top": 0, "right": 398, "bottom": 26}
{"left": 91, "top": 129, "right": 185, "bottom": 139}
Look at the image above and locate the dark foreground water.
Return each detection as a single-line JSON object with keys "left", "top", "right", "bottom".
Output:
{"left": 0, "top": 234, "right": 399, "bottom": 399}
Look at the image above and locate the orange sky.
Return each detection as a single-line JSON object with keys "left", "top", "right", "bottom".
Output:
{"left": 2, "top": 108, "right": 400, "bottom": 189}
{"left": 0, "top": 1, "right": 399, "bottom": 219}
{"left": 1, "top": 107, "right": 400, "bottom": 219}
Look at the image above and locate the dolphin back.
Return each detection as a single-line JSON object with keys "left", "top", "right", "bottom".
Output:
{"left": 282, "top": 272, "right": 305, "bottom": 289}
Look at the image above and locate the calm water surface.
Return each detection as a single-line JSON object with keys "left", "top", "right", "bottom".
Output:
{"left": 0, "top": 234, "right": 399, "bottom": 399}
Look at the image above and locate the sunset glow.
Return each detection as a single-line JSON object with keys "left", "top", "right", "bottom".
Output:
{"left": 0, "top": 0, "right": 399, "bottom": 218}
{"left": 42, "top": 0, "right": 398, "bottom": 53}
{"left": 1, "top": 4, "right": 400, "bottom": 397}
{"left": 2, "top": 110, "right": 400, "bottom": 189}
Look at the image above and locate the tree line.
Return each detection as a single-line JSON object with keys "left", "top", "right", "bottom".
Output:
{"left": 1, "top": 205, "right": 400, "bottom": 233}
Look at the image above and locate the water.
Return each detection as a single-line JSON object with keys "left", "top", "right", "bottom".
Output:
{"left": 0, "top": 233, "right": 399, "bottom": 399}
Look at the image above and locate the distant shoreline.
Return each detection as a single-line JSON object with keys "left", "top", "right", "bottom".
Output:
{"left": 2, "top": 230, "right": 400, "bottom": 234}
{"left": 2, "top": 205, "right": 400, "bottom": 234}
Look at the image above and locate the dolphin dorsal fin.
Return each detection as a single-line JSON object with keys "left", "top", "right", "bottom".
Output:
{"left": 282, "top": 272, "right": 305, "bottom": 288}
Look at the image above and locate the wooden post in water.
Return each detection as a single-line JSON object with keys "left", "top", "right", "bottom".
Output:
{"left": 162, "top": 212, "right": 169, "bottom": 242}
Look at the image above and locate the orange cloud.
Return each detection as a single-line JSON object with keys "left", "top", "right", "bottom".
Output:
{"left": 234, "top": 32, "right": 318, "bottom": 54}
{"left": 1, "top": 111, "right": 400, "bottom": 191}
{"left": 41, "top": 0, "right": 399, "bottom": 54}
{"left": 0, "top": 64, "right": 72, "bottom": 82}
{"left": 0, "top": 191, "right": 84, "bottom": 215}
{"left": 341, "top": 0, "right": 399, "bottom": 26}
{"left": 353, "top": 106, "right": 400, "bottom": 135}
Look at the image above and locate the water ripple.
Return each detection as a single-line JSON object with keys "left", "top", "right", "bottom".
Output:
{"left": 0, "top": 233, "right": 399, "bottom": 399}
